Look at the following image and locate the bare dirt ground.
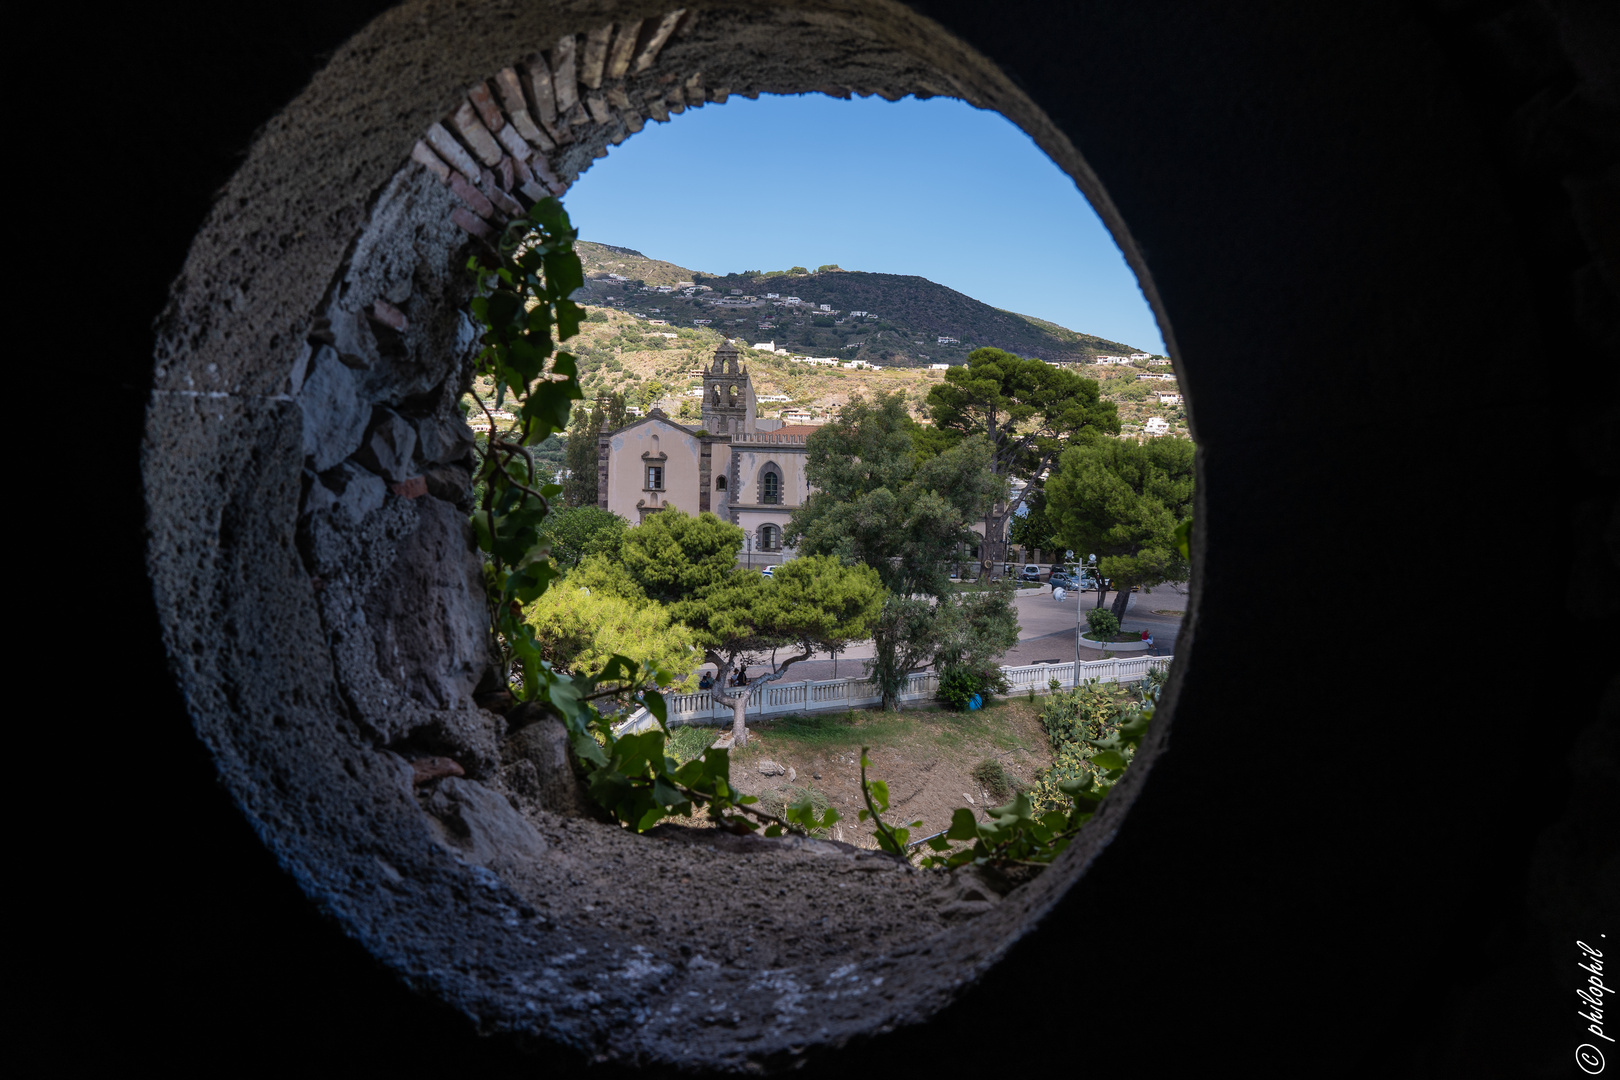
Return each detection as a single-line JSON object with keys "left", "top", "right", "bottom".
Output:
{"left": 689, "top": 697, "right": 1056, "bottom": 849}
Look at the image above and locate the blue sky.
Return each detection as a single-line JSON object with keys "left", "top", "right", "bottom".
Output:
{"left": 564, "top": 93, "right": 1166, "bottom": 355}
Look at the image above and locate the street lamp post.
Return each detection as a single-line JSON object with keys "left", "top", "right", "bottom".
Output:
{"left": 746, "top": 531, "right": 753, "bottom": 570}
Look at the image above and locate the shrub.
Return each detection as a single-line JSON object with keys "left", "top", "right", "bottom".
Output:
{"left": 1086, "top": 607, "right": 1120, "bottom": 639}
{"left": 970, "top": 758, "right": 1027, "bottom": 805}
{"left": 1030, "top": 684, "right": 1123, "bottom": 813}
{"left": 758, "top": 784, "right": 833, "bottom": 834}
{"left": 937, "top": 665, "right": 980, "bottom": 711}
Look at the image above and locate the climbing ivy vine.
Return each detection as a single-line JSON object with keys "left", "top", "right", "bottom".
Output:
{"left": 464, "top": 200, "right": 837, "bottom": 840}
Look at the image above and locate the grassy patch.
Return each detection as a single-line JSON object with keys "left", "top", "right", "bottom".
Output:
{"left": 664, "top": 725, "right": 717, "bottom": 764}
{"left": 971, "top": 758, "right": 1029, "bottom": 803}
{"left": 1081, "top": 631, "right": 1150, "bottom": 643}
{"left": 757, "top": 783, "right": 834, "bottom": 833}
{"left": 751, "top": 709, "right": 913, "bottom": 749}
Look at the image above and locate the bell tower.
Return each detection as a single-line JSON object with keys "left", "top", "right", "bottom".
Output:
{"left": 700, "top": 340, "right": 756, "bottom": 437}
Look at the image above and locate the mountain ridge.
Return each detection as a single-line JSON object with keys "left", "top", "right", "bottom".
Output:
{"left": 572, "top": 241, "right": 1157, "bottom": 366}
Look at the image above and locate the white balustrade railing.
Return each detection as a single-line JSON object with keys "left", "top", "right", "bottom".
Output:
{"left": 640, "top": 655, "right": 1171, "bottom": 727}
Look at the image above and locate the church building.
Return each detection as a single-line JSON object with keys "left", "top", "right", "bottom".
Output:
{"left": 596, "top": 340, "right": 819, "bottom": 561}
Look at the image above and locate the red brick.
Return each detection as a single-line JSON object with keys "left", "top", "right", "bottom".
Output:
{"left": 580, "top": 24, "right": 611, "bottom": 90}
{"left": 508, "top": 108, "right": 553, "bottom": 152}
{"left": 411, "top": 755, "right": 464, "bottom": 784}
{"left": 607, "top": 21, "right": 641, "bottom": 79}
{"left": 371, "top": 299, "right": 408, "bottom": 331}
{"left": 425, "top": 122, "right": 482, "bottom": 179}
{"left": 633, "top": 10, "right": 684, "bottom": 73}
{"left": 510, "top": 153, "right": 535, "bottom": 187}
{"left": 410, "top": 140, "right": 451, "bottom": 184}
{"left": 467, "top": 81, "right": 505, "bottom": 131}
{"left": 525, "top": 53, "right": 559, "bottom": 129}
{"left": 453, "top": 102, "right": 504, "bottom": 167}
{"left": 481, "top": 172, "right": 524, "bottom": 217}
{"left": 551, "top": 35, "right": 578, "bottom": 112}
{"left": 449, "top": 171, "right": 495, "bottom": 219}
{"left": 389, "top": 475, "right": 428, "bottom": 499}
{"left": 495, "top": 122, "right": 532, "bottom": 162}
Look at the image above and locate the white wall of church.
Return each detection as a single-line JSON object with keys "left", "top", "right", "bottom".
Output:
{"left": 603, "top": 420, "right": 704, "bottom": 520}
{"left": 730, "top": 449, "right": 809, "bottom": 510}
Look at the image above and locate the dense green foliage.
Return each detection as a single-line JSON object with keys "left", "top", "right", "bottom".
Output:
{"left": 523, "top": 584, "right": 700, "bottom": 689}
{"left": 459, "top": 205, "right": 782, "bottom": 838}
{"left": 925, "top": 347, "right": 1118, "bottom": 572}
{"left": 902, "top": 670, "right": 1163, "bottom": 869}
{"left": 788, "top": 391, "right": 1013, "bottom": 708}
{"left": 543, "top": 505, "right": 627, "bottom": 569}
{"left": 1025, "top": 668, "right": 1166, "bottom": 816}
{"left": 1046, "top": 435, "right": 1195, "bottom": 619}
{"left": 1086, "top": 608, "right": 1121, "bottom": 639}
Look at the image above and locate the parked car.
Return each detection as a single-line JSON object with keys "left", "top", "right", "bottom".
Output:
{"left": 761, "top": 566, "right": 775, "bottom": 578}
{"left": 1049, "top": 570, "right": 1082, "bottom": 590}
{"left": 1018, "top": 564, "right": 1044, "bottom": 582}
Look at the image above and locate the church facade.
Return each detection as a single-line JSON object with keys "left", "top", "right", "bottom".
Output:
{"left": 596, "top": 340, "right": 818, "bottom": 561}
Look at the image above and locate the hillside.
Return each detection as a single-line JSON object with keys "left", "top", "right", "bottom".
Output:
{"left": 573, "top": 242, "right": 1156, "bottom": 367}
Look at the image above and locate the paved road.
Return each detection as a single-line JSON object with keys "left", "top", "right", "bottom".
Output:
{"left": 698, "top": 580, "right": 1189, "bottom": 685}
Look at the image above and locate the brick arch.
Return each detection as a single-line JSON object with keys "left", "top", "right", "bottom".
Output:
{"left": 406, "top": 12, "right": 708, "bottom": 246}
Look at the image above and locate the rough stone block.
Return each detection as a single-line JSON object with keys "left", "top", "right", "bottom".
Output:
{"left": 305, "top": 460, "right": 388, "bottom": 523}
{"left": 414, "top": 413, "right": 475, "bottom": 466}
{"left": 518, "top": 179, "right": 548, "bottom": 202}
{"left": 605, "top": 85, "right": 631, "bottom": 110}
{"left": 410, "top": 140, "right": 450, "bottom": 184}
{"left": 580, "top": 24, "right": 611, "bottom": 89}
{"left": 645, "top": 97, "right": 669, "bottom": 123}
{"left": 425, "top": 122, "right": 482, "bottom": 180}
{"left": 633, "top": 10, "right": 684, "bottom": 73}
{"left": 607, "top": 20, "right": 640, "bottom": 79}
{"left": 425, "top": 777, "right": 548, "bottom": 865}
{"left": 550, "top": 35, "right": 578, "bottom": 112}
{"left": 354, "top": 407, "right": 419, "bottom": 482}
{"left": 713, "top": 87, "right": 730, "bottom": 104}
{"left": 503, "top": 708, "right": 606, "bottom": 819}
{"left": 622, "top": 109, "right": 644, "bottom": 133}
{"left": 565, "top": 102, "right": 589, "bottom": 128}
{"left": 298, "top": 346, "right": 369, "bottom": 471}
{"left": 449, "top": 171, "right": 494, "bottom": 220}
{"left": 423, "top": 464, "right": 472, "bottom": 504}
{"left": 453, "top": 102, "right": 504, "bottom": 167}
{"left": 585, "top": 94, "right": 613, "bottom": 124}
{"left": 466, "top": 81, "right": 504, "bottom": 132}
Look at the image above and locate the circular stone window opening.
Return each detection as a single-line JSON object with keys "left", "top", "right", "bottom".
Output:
{"left": 142, "top": 2, "right": 1182, "bottom": 1071}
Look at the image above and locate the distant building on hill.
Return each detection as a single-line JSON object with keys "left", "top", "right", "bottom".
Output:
{"left": 1144, "top": 417, "right": 1171, "bottom": 436}
{"left": 928, "top": 363, "right": 950, "bottom": 370}
{"left": 596, "top": 340, "right": 822, "bottom": 561}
